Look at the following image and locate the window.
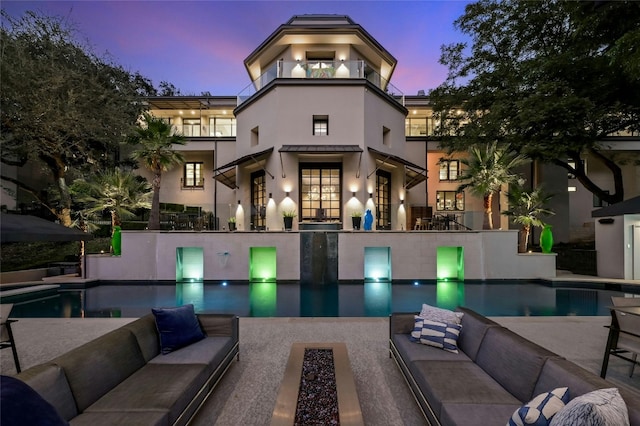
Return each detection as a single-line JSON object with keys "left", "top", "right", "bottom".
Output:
{"left": 313, "top": 115, "right": 329, "bottom": 135}
{"left": 183, "top": 162, "right": 204, "bottom": 188}
{"left": 567, "top": 159, "right": 586, "bottom": 179}
{"left": 251, "top": 171, "right": 266, "bottom": 230}
{"left": 300, "top": 164, "right": 341, "bottom": 221}
{"left": 182, "top": 118, "right": 200, "bottom": 137}
{"left": 405, "top": 117, "right": 428, "bottom": 136}
{"left": 436, "top": 191, "right": 464, "bottom": 211}
{"left": 376, "top": 170, "right": 391, "bottom": 229}
{"left": 439, "top": 160, "right": 459, "bottom": 181}
{"left": 209, "top": 117, "right": 236, "bottom": 137}
{"left": 593, "top": 190, "right": 609, "bottom": 208}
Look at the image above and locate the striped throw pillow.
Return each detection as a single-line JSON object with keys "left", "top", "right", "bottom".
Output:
{"left": 410, "top": 316, "right": 462, "bottom": 353}
{"left": 509, "top": 387, "right": 570, "bottom": 426}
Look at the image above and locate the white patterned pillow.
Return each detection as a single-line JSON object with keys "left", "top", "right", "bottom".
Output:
{"left": 549, "top": 388, "right": 629, "bottom": 426}
{"left": 419, "top": 303, "right": 464, "bottom": 324}
{"left": 508, "top": 387, "right": 570, "bottom": 426}
{"left": 410, "top": 316, "right": 462, "bottom": 353}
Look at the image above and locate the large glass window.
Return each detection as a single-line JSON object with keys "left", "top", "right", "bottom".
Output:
{"left": 436, "top": 191, "right": 464, "bottom": 211}
{"left": 300, "top": 164, "right": 341, "bottom": 221}
{"left": 439, "top": 160, "right": 459, "bottom": 181}
{"left": 182, "top": 118, "right": 201, "bottom": 137}
{"left": 376, "top": 171, "right": 391, "bottom": 229}
{"left": 209, "top": 117, "right": 236, "bottom": 137}
{"left": 183, "top": 162, "right": 204, "bottom": 188}
{"left": 251, "top": 171, "right": 266, "bottom": 230}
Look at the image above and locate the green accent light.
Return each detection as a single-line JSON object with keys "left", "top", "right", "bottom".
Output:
{"left": 364, "top": 247, "right": 391, "bottom": 281}
{"left": 176, "top": 247, "right": 204, "bottom": 282}
{"left": 176, "top": 282, "right": 204, "bottom": 311}
{"left": 250, "top": 247, "right": 277, "bottom": 282}
{"left": 436, "top": 279, "right": 465, "bottom": 311}
{"left": 250, "top": 282, "right": 277, "bottom": 317}
{"left": 436, "top": 246, "right": 464, "bottom": 280}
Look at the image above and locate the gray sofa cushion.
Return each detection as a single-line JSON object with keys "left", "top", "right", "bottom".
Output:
{"left": 475, "top": 327, "right": 557, "bottom": 403}
{"left": 83, "top": 363, "right": 208, "bottom": 425}
{"left": 456, "top": 307, "right": 501, "bottom": 361}
{"left": 16, "top": 363, "right": 77, "bottom": 421}
{"left": 122, "top": 315, "right": 160, "bottom": 362}
{"left": 149, "top": 336, "right": 235, "bottom": 376}
{"left": 440, "top": 403, "right": 521, "bottom": 426}
{"left": 393, "top": 334, "right": 472, "bottom": 364}
{"left": 411, "top": 360, "right": 521, "bottom": 419}
{"left": 69, "top": 410, "right": 168, "bottom": 426}
{"left": 54, "top": 328, "right": 146, "bottom": 412}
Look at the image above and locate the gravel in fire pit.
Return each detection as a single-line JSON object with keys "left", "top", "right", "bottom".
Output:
{"left": 294, "top": 348, "right": 339, "bottom": 425}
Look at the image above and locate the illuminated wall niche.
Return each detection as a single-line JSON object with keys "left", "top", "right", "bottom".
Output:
{"left": 176, "top": 282, "right": 204, "bottom": 312}
{"left": 176, "top": 247, "right": 204, "bottom": 282}
{"left": 249, "top": 247, "right": 277, "bottom": 282}
{"left": 436, "top": 246, "right": 464, "bottom": 280}
{"left": 364, "top": 247, "right": 391, "bottom": 281}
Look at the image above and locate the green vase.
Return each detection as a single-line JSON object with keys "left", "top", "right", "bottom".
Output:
{"left": 111, "top": 225, "right": 122, "bottom": 256}
{"left": 540, "top": 225, "right": 553, "bottom": 254}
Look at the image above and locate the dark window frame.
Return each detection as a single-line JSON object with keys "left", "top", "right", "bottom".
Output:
{"left": 299, "top": 163, "right": 342, "bottom": 221}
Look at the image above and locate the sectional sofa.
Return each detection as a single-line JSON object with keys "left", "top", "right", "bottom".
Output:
{"left": 390, "top": 307, "right": 640, "bottom": 426}
{"left": 4, "top": 309, "right": 239, "bottom": 426}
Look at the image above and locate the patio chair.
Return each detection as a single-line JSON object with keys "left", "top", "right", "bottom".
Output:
{"left": 0, "top": 303, "right": 21, "bottom": 373}
{"left": 610, "top": 296, "right": 640, "bottom": 377}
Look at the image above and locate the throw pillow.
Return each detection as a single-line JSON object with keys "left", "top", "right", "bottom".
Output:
{"left": 508, "top": 387, "right": 570, "bottom": 426}
{"left": 410, "top": 316, "right": 462, "bottom": 353}
{"left": 549, "top": 388, "right": 629, "bottom": 426}
{"left": 152, "top": 304, "right": 205, "bottom": 355}
{"left": 419, "top": 303, "right": 464, "bottom": 324}
{"left": 0, "top": 375, "right": 68, "bottom": 426}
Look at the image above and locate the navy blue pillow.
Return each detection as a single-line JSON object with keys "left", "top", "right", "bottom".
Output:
{"left": 152, "top": 304, "right": 205, "bottom": 354}
{"left": 0, "top": 375, "right": 68, "bottom": 426}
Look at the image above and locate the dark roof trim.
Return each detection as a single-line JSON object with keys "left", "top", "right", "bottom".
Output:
{"left": 279, "top": 145, "right": 362, "bottom": 153}
{"left": 592, "top": 195, "right": 640, "bottom": 217}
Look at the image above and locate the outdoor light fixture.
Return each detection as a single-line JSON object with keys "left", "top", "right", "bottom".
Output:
{"left": 269, "top": 193, "right": 272, "bottom": 199}
{"left": 286, "top": 191, "right": 290, "bottom": 197}
{"left": 400, "top": 199, "right": 404, "bottom": 204}
{"left": 237, "top": 200, "right": 241, "bottom": 204}
{"left": 352, "top": 192, "right": 356, "bottom": 197}
{"left": 369, "top": 193, "right": 373, "bottom": 198}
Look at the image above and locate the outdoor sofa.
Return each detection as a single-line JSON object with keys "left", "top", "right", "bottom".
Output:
{"left": 1, "top": 305, "right": 239, "bottom": 426}
{"left": 390, "top": 306, "right": 640, "bottom": 426}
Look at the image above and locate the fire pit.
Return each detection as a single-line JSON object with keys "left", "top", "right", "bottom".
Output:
{"left": 271, "top": 342, "right": 364, "bottom": 426}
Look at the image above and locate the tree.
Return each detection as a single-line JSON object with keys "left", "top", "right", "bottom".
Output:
{"left": 71, "top": 168, "right": 152, "bottom": 230}
{"left": 431, "top": 0, "right": 640, "bottom": 205}
{"left": 502, "top": 183, "right": 555, "bottom": 253}
{"left": 130, "top": 113, "right": 186, "bottom": 230}
{"left": 456, "top": 142, "right": 528, "bottom": 229}
{"left": 0, "top": 10, "right": 155, "bottom": 225}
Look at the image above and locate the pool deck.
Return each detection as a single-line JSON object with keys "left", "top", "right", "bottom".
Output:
{"left": 2, "top": 271, "right": 640, "bottom": 425}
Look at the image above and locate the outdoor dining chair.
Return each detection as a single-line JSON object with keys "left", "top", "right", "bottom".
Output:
{"left": 609, "top": 296, "right": 640, "bottom": 377}
{"left": 0, "top": 303, "right": 21, "bottom": 373}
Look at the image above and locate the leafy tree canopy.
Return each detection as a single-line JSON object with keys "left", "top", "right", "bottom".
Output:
{"left": 0, "top": 10, "right": 156, "bottom": 225}
{"left": 430, "top": 0, "right": 640, "bottom": 205}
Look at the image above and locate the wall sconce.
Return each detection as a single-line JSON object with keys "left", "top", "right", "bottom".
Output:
{"left": 369, "top": 193, "right": 373, "bottom": 198}
{"left": 285, "top": 191, "right": 290, "bottom": 197}
{"left": 352, "top": 192, "right": 356, "bottom": 198}
{"left": 269, "top": 193, "right": 272, "bottom": 199}
{"left": 598, "top": 218, "right": 614, "bottom": 224}
{"left": 237, "top": 200, "right": 241, "bottom": 205}
{"left": 400, "top": 199, "right": 404, "bottom": 204}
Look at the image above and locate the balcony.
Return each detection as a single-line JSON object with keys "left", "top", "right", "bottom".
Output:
{"left": 238, "top": 60, "right": 404, "bottom": 106}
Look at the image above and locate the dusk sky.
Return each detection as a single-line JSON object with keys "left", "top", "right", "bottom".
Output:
{"left": 2, "top": 1, "right": 473, "bottom": 96}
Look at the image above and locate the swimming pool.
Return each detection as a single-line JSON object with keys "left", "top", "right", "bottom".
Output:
{"left": 3, "top": 280, "right": 637, "bottom": 318}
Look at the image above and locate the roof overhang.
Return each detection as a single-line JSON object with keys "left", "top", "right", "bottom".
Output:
{"left": 592, "top": 195, "right": 640, "bottom": 217}
{"left": 279, "top": 145, "right": 363, "bottom": 154}
{"left": 213, "top": 148, "right": 274, "bottom": 189}
{"left": 367, "top": 147, "right": 427, "bottom": 190}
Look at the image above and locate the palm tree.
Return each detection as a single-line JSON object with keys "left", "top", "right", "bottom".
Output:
{"left": 130, "top": 113, "right": 186, "bottom": 230}
{"left": 457, "top": 142, "right": 528, "bottom": 229}
{"left": 72, "top": 168, "right": 152, "bottom": 230}
{"left": 503, "top": 183, "right": 555, "bottom": 252}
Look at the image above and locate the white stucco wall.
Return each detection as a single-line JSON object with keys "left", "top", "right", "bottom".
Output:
{"left": 86, "top": 230, "right": 556, "bottom": 281}
{"left": 596, "top": 214, "right": 640, "bottom": 279}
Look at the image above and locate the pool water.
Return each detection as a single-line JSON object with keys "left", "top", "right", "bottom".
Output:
{"left": 3, "top": 280, "right": 636, "bottom": 318}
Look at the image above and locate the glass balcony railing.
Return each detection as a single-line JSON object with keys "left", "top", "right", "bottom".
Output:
{"left": 238, "top": 60, "right": 404, "bottom": 106}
